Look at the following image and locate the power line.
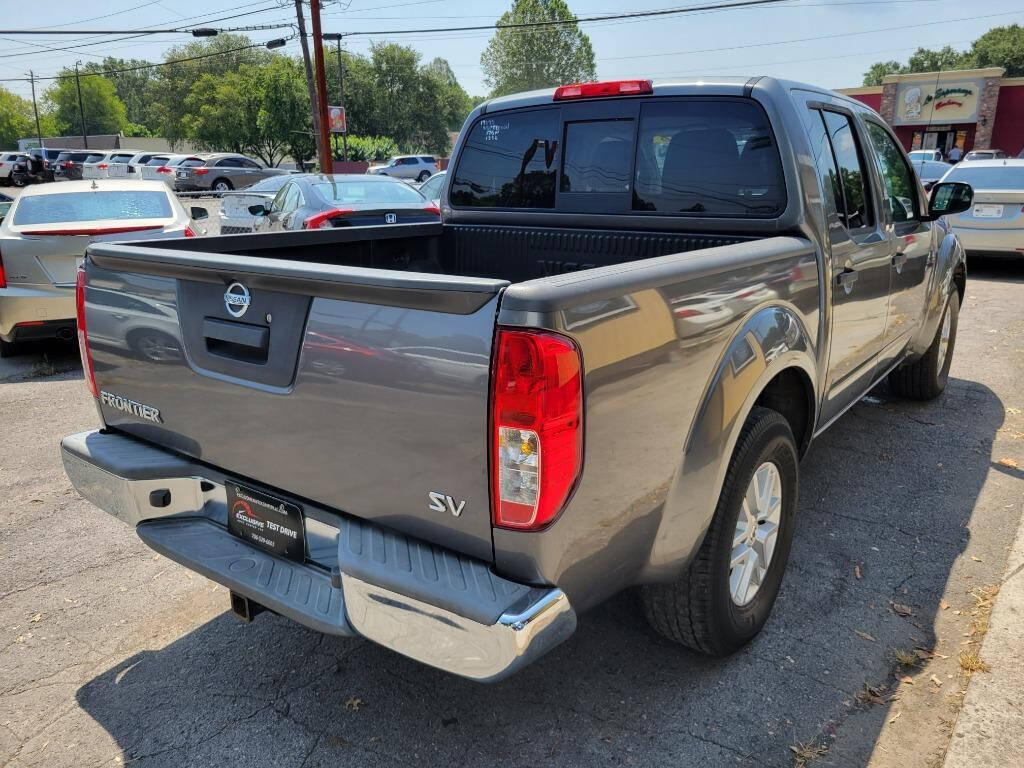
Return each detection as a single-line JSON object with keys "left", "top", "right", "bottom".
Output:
{"left": 330, "top": 0, "right": 792, "bottom": 37}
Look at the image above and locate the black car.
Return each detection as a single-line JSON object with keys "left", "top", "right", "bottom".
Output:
{"left": 27, "top": 147, "right": 66, "bottom": 182}
{"left": 250, "top": 173, "right": 440, "bottom": 232}
{"left": 54, "top": 150, "right": 98, "bottom": 181}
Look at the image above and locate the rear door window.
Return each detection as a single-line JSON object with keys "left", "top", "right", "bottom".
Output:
{"left": 451, "top": 108, "right": 559, "bottom": 208}
{"left": 820, "top": 111, "right": 873, "bottom": 230}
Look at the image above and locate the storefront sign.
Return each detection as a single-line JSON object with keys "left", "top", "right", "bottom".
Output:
{"left": 893, "top": 78, "right": 982, "bottom": 125}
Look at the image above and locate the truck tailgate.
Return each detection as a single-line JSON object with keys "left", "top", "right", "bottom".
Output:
{"left": 83, "top": 242, "right": 507, "bottom": 561}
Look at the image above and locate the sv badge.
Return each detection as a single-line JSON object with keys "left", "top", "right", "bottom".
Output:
{"left": 428, "top": 491, "right": 466, "bottom": 518}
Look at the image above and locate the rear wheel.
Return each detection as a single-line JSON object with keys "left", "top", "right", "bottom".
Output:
{"left": 0, "top": 339, "right": 19, "bottom": 358}
{"left": 417, "top": 170, "right": 431, "bottom": 182}
{"left": 888, "top": 290, "right": 959, "bottom": 400}
{"left": 640, "top": 407, "right": 799, "bottom": 655}
{"left": 212, "top": 178, "right": 233, "bottom": 192}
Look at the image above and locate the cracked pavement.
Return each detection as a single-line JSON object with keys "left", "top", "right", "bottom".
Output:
{"left": 1, "top": 258, "right": 1022, "bottom": 768}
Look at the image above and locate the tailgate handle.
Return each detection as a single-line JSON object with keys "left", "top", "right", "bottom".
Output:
{"left": 203, "top": 318, "right": 269, "bottom": 364}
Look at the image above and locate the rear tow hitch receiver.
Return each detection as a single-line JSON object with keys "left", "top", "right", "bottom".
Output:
{"left": 230, "top": 591, "right": 266, "bottom": 623}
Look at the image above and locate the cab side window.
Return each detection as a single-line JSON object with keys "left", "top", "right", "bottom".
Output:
{"left": 820, "top": 110, "right": 873, "bottom": 231}
{"left": 865, "top": 122, "right": 917, "bottom": 225}
{"left": 270, "top": 183, "right": 291, "bottom": 213}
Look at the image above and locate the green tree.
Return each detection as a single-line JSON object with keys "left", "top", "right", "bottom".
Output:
{"left": 43, "top": 72, "right": 127, "bottom": 136}
{"left": 480, "top": 0, "right": 596, "bottom": 98}
{"left": 863, "top": 60, "right": 903, "bottom": 86}
{"left": 82, "top": 58, "right": 157, "bottom": 131}
{"left": 0, "top": 87, "right": 34, "bottom": 149}
{"left": 905, "top": 45, "right": 969, "bottom": 74}
{"left": 150, "top": 34, "right": 271, "bottom": 147}
{"left": 258, "top": 57, "right": 316, "bottom": 167}
{"left": 423, "top": 57, "right": 472, "bottom": 131}
{"left": 969, "top": 24, "right": 1024, "bottom": 76}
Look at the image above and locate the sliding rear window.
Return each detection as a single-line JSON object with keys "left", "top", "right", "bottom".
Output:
{"left": 451, "top": 98, "right": 786, "bottom": 217}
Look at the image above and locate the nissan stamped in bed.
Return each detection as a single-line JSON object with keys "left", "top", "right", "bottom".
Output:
{"left": 62, "top": 78, "right": 974, "bottom": 681}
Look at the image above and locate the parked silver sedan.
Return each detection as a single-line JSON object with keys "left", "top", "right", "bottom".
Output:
{"left": 941, "top": 159, "right": 1024, "bottom": 257}
{"left": 217, "top": 175, "right": 292, "bottom": 234}
{"left": 0, "top": 180, "right": 205, "bottom": 356}
{"left": 175, "top": 153, "right": 288, "bottom": 192}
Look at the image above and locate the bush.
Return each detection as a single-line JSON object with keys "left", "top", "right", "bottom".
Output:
{"left": 335, "top": 135, "right": 399, "bottom": 163}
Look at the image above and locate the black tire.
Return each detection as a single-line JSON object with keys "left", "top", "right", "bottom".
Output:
{"left": 417, "top": 170, "right": 431, "bottom": 182}
{"left": 888, "top": 290, "right": 959, "bottom": 400}
{"left": 640, "top": 406, "right": 799, "bottom": 656}
{"left": 212, "top": 178, "right": 233, "bottom": 192}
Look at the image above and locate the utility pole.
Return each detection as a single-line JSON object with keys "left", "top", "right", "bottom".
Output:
{"left": 74, "top": 61, "right": 88, "bottom": 148}
{"left": 323, "top": 33, "right": 348, "bottom": 161}
{"left": 28, "top": 70, "right": 42, "bottom": 148}
{"left": 309, "top": 0, "right": 333, "bottom": 174}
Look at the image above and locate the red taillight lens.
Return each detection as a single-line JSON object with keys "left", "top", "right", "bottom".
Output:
{"left": 76, "top": 266, "right": 98, "bottom": 398}
{"left": 423, "top": 205, "right": 440, "bottom": 215}
{"left": 491, "top": 328, "right": 583, "bottom": 530}
{"left": 63, "top": 161, "right": 74, "bottom": 168}
{"left": 0, "top": 249, "right": 6, "bottom": 289}
{"left": 97, "top": 163, "right": 108, "bottom": 169}
{"left": 156, "top": 166, "right": 171, "bottom": 173}
{"left": 184, "top": 226, "right": 196, "bottom": 237}
{"left": 553, "top": 79, "right": 653, "bottom": 101}
{"left": 194, "top": 168, "right": 209, "bottom": 175}
{"left": 303, "top": 208, "right": 352, "bottom": 229}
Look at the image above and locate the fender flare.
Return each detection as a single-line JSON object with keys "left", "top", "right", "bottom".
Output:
{"left": 908, "top": 228, "right": 966, "bottom": 358}
{"left": 638, "top": 303, "right": 817, "bottom": 582}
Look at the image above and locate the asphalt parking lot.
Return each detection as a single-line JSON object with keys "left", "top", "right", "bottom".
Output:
{"left": 1, "top": 258, "right": 1022, "bottom": 768}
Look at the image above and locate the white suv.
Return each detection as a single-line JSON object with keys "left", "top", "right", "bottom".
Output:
{"left": 367, "top": 155, "right": 437, "bottom": 182}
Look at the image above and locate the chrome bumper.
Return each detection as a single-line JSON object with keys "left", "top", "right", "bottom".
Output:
{"left": 61, "top": 429, "right": 576, "bottom": 682}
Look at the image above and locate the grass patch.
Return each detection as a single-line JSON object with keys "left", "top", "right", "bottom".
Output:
{"left": 791, "top": 741, "right": 828, "bottom": 767}
{"left": 892, "top": 648, "right": 920, "bottom": 667}
{"left": 958, "top": 650, "right": 990, "bottom": 674}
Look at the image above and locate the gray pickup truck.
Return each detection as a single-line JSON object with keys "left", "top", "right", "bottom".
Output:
{"left": 62, "top": 77, "right": 973, "bottom": 682}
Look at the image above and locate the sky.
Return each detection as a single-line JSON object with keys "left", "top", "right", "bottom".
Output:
{"left": 1, "top": 0, "right": 1022, "bottom": 106}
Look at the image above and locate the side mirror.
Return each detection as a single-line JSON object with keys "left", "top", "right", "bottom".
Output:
{"left": 248, "top": 203, "right": 270, "bottom": 216}
{"left": 926, "top": 181, "right": 973, "bottom": 220}
{"left": 190, "top": 206, "right": 209, "bottom": 221}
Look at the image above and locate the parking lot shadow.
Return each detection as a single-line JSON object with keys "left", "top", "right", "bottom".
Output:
{"left": 75, "top": 376, "right": 1004, "bottom": 767}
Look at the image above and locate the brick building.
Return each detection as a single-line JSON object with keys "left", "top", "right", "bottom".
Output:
{"left": 837, "top": 67, "right": 1024, "bottom": 158}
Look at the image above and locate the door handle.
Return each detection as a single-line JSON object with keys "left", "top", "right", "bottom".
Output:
{"left": 837, "top": 267, "right": 859, "bottom": 293}
{"left": 892, "top": 251, "right": 908, "bottom": 271}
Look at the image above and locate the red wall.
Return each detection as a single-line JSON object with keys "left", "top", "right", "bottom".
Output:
{"left": 990, "top": 83, "right": 1024, "bottom": 157}
{"left": 849, "top": 92, "right": 882, "bottom": 112}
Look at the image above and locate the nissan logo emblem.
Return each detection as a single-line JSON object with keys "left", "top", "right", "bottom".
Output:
{"left": 224, "top": 282, "right": 251, "bottom": 318}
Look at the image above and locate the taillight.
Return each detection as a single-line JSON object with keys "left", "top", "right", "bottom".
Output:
{"left": 76, "top": 266, "right": 98, "bottom": 398}
{"left": 303, "top": 208, "right": 353, "bottom": 229}
{"left": 184, "top": 226, "right": 196, "bottom": 237}
{"left": 553, "top": 79, "right": 653, "bottom": 101}
{"left": 63, "top": 161, "right": 74, "bottom": 168}
{"left": 0, "top": 248, "right": 6, "bottom": 289}
{"left": 97, "top": 163, "right": 108, "bottom": 169}
{"left": 423, "top": 205, "right": 440, "bottom": 215}
{"left": 194, "top": 168, "right": 209, "bottom": 175}
{"left": 156, "top": 166, "right": 172, "bottom": 173}
{"left": 491, "top": 328, "right": 583, "bottom": 530}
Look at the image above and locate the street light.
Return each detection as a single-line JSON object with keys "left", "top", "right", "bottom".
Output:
{"left": 321, "top": 32, "right": 347, "bottom": 161}
{"left": 265, "top": 38, "right": 287, "bottom": 49}
{"left": 190, "top": 28, "right": 218, "bottom": 37}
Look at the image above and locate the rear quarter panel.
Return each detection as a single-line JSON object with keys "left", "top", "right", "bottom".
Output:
{"left": 492, "top": 237, "right": 821, "bottom": 609}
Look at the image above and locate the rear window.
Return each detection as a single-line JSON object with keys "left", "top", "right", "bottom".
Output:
{"left": 110, "top": 153, "right": 135, "bottom": 163}
{"left": 145, "top": 157, "right": 169, "bottom": 166}
{"left": 86, "top": 154, "right": 106, "bottom": 163}
{"left": 451, "top": 99, "right": 785, "bottom": 216}
{"left": 13, "top": 191, "right": 173, "bottom": 226}
{"left": 945, "top": 165, "right": 1024, "bottom": 190}
{"left": 451, "top": 108, "right": 559, "bottom": 208}
{"left": 174, "top": 157, "right": 204, "bottom": 167}
{"left": 314, "top": 180, "right": 424, "bottom": 204}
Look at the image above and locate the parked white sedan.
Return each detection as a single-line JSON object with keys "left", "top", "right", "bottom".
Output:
{"left": 0, "top": 180, "right": 206, "bottom": 356}
{"left": 940, "top": 160, "right": 1024, "bottom": 257}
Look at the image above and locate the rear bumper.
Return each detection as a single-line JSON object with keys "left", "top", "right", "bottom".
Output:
{"left": 949, "top": 224, "right": 1024, "bottom": 254}
{"left": 0, "top": 286, "right": 75, "bottom": 341}
{"left": 61, "top": 429, "right": 576, "bottom": 682}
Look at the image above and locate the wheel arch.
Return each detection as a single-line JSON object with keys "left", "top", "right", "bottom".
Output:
{"left": 638, "top": 303, "right": 817, "bottom": 583}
